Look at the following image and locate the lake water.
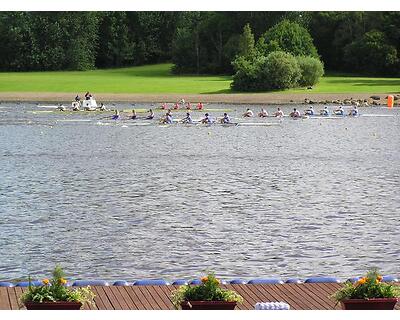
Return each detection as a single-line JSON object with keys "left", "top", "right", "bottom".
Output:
{"left": 0, "top": 102, "right": 399, "bottom": 282}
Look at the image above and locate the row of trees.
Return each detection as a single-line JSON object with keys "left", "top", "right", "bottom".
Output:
{"left": 0, "top": 12, "right": 179, "bottom": 71}
{"left": 0, "top": 11, "right": 399, "bottom": 76}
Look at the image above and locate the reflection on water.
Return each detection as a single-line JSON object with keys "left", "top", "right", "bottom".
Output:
{"left": 0, "top": 103, "right": 399, "bottom": 281}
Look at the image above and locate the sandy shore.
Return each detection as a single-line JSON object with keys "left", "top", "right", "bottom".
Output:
{"left": 0, "top": 92, "right": 394, "bottom": 104}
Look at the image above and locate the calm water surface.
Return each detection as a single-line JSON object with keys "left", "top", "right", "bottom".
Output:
{"left": 0, "top": 103, "right": 399, "bottom": 281}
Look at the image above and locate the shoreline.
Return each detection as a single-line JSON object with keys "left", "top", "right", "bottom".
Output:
{"left": 0, "top": 92, "right": 395, "bottom": 105}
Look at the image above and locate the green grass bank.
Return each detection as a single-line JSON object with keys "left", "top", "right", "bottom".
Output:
{"left": 0, "top": 63, "right": 399, "bottom": 95}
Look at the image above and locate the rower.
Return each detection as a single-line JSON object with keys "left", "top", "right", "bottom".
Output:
{"left": 182, "top": 112, "right": 193, "bottom": 124}
{"left": 179, "top": 98, "right": 185, "bottom": 105}
{"left": 220, "top": 112, "right": 231, "bottom": 124}
{"left": 186, "top": 102, "right": 191, "bottom": 110}
{"left": 305, "top": 106, "right": 314, "bottom": 115}
{"left": 320, "top": 106, "right": 330, "bottom": 116}
{"left": 99, "top": 103, "right": 107, "bottom": 111}
{"left": 84, "top": 92, "right": 92, "bottom": 100}
{"left": 243, "top": 108, "right": 254, "bottom": 117}
{"left": 290, "top": 108, "right": 301, "bottom": 118}
{"left": 75, "top": 94, "right": 81, "bottom": 102}
{"left": 173, "top": 103, "right": 180, "bottom": 110}
{"left": 146, "top": 109, "right": 154, "bottom": 120}
{"left": 274, "top": 107, "right": 284, "bottom": 117}
{"left": 349, "top": 106, "right": 359, "bottom": 116}
{"left": 334, "top": 106, "right": 344, "bottom": 116}
{"left": 197, "top": 102, "right": 204, "bottom": 110}
{"left": 58, "top": 104, "right": 66, "bottom": 112}
{"left": 164, "top": 112, "right": 173, "bottom": 124}
{"left": 131, "top": 109, "right": 137, "bottom": 120}
{"left": 72, "top": 101, "right": 80, "bottom": 111}
{"left": 201, "top": 113, "right": 213, "bottom": 124}
{"left": 112, "top": 110, "right": 120, "bottom": 120}
{"left": 258, "top": 108, "right": 268, "bottom": 117}
{"left": 161, "top": 102, "right": 168, "bottom": 110}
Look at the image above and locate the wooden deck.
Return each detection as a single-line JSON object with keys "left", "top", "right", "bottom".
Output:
{"left": 0, "top": 283, "right": 399, "bottom": 310}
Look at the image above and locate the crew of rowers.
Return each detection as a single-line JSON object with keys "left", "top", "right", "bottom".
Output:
{"left": 111, "top": 104, "right": 359, "bottom": 122}
{"left": 302, "top": 105, "right": 359, "bottom": 117}
{"left": 160, "top": 100, "right": 204, "bottom": 111}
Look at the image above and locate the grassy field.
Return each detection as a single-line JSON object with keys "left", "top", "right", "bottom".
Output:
{"left": 0, "top": 63, "right": 399, "bottom": 94}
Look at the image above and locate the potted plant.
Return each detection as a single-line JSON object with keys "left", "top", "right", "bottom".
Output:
{"left": 20, "top": 265, "right": 95, "bottom": 310}
{"left": 332, "top": 269, "right": 399, "bottom": 310}
{"left": 171, "top": 272, "right": 243, "bottom": 310}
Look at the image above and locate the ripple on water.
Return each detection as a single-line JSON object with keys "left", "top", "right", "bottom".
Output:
{"left": 0, "top": 104, "right": 399, "bottom": 281}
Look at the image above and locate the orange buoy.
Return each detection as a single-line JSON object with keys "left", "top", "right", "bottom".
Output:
{"left": 387, "top": 95, "right": 394, "bottom": 108}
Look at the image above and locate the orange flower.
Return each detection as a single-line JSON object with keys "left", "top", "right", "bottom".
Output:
{"left": 357, "top": 277, "right": 367, "bottom": 285}
{"left": 377, "top": 276, "right": 383, "bottom": 282}
{"left": 201, "top": 276, "right": 208, "bottom": 283}
{"left": 59, "top": 278, "right": 67, "bottom": 285}
{"left": 42, "top": 279, "right": 50, "bottom": 285}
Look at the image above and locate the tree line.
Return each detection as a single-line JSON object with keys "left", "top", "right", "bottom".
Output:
{"left": 0, "top": 11, "right": 399, "bottom": 77}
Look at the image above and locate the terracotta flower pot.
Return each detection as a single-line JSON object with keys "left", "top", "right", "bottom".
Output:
{"left": 24, "top": 301, "right": 82, "bottom": 310}
{"left": 181, "top": 301, "right": 237, "bottom": 310}
{"left": 341, "top": 298, "right": 398, "bottom": 310}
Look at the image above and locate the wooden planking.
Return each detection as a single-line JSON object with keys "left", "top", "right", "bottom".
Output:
{"left": 114, "top": 286, "right": 136, "bottom": 310}
{"left": 91, "top": 286, "right": 108, "bottom": 310}
{"left": 106, "top": 286, "right": 130, "bottom": 310}
{"left": 123, "top": 286, "right": 145, "bottom": 309}
{"left": 137, "top": 286, "right": 161, "bottom": 310}
{"left": 148, "top": 285, "right": 173, "bottom": 309}
{"left": 312, "top": 283, "right": 340, "bottom": 309}
{"left": 0, "top": 287, "right": 11, "bottom": 310}
{"left": 296, "top": 283, "right": 336, "bottom": 310}
{"left": 101, "top": 286, "right": 123, "bottom": 310}
{"left": 14, "top": 287, "right": 24, "bottom": 309}
{"left": 226, "top": 284, "right": 255, "bottom": 310}
{"left": 120, "top": 286, "right": 141, "bottom": 310}
{"left": 289, "top": 283, "right": 328, "bottom": 309}
{"left": 95, "top": 286, "right": 114, "bottom": 310}
{"left": 2, "top": 283, "right": 400, "bottom": 310}
{"left": 7, "top": 288, "right": 20, "bottom": 310}
{"left": 127, "top": 286, "right": 153, "bottom": 310}
{"left": 268, "top": 284, "right": 308, "bottom": 310}
{"left": 158, "top": 285, "right": 177, "bottom": 309}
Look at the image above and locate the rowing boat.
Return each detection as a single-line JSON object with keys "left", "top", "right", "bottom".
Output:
{"left": 29, "top": 110, "right": 112, "bottom": 114}
{"left": 125, "top": 108, "right": 233, "bottom": 113}
{"left": 97, "top": 120, "right": 281, "bottom": 127}
{"left": 307, "top": 115, "right": 358, "bottom": 119}
{"left": 29, "top": 108, "right": 234, "bottom": 115}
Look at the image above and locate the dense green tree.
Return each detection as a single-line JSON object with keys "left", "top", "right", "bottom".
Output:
{"left": 237, "top": 24, "right": 255, "bottom": 58}
{"left": 0, "top": 12, "right": 99, "bottom": 71}
{"left": 0, "top": 12, "right": 36, "bottom": 70}
{"left": 344, "top": 30, "right": 399, "bottom": 75}
{"left": 96, "top": 12, "right": 133, "bottom": 67}
{"left": 171, "top": 12, "right": 204, "bottom": 74}
{"left": 261, "top": 20, "right": 319, "bottom": 58}
{"left": 309, "top": 11, "right": 400, "bottom": 74}
{"left": 231, "top": 51, "right": 303, "bottom": 91}
{"left": 296, "top": 56, "right": 325, "bottom": 86}
{"left": 262, "top": 51, "right": 301, "bottom": 89}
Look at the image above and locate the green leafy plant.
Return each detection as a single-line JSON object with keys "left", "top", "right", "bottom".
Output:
{"left": 171, "top": 272, "right": 243, "bottom": 309}
{"left": 20, "top": 266, "right": 95, "bottom": 308}
{"left": 296, "top": 55, "right": 325, "bottom": 87}
{"left": 332, "top": 269, "right": 400, "bottom": 303}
